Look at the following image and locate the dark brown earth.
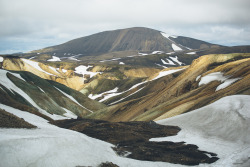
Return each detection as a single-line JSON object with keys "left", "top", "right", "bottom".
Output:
{"left": 54, "top": 118, "right": 218, "bottom": 166}
{"left": 0, "top": 109, "right": 37, "bottom": 128}
{"left": 77, "top": 161, "right": 119, "bottom": 167}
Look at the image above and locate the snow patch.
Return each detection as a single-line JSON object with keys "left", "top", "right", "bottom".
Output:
{"left": 196, "top": 75, "right": 201, "bottom": 81}
{"left": 63, "top": 107, "right": 78, "bottom": 119}
{"left": 10, "top": 73, "right": 26, "bottom": 82}
{"left": 152, "top": 51, "right": 164, "bottom": 54}
{"left": 152, "top": 95, "right": 250, "bottom": 167}
{"left": 95, "top": 80, "right": 148, "bottom": 103}
{"left": 37, "top": 86, "right": 45, "bottom": 93}
{"left": 199, "top": 72, "right": 227, "bottom": 86}
{"left": 170, "top": 35, "right": 178, "bottom": 38}
{"left": 99, "top": 88, "right": 124, "bottom": 103}
{"left": 199, "top": 72, "right": 241, "bottom": 90}
{"left": 152, "top": 68, "right": 185, "bottom": 80}
{"left": 29, "top": 56, "right": 36, "bottom": 60}
{"left": 187, "top": 52, "right": 196, "bottom": 55}
{"left": 166, "top": 52, "right": 175, "bottom": 55}
{"left": 119, "top": 62, "right": 125, "bottom": 65}
{"left": 161, "top": 32, "right": 170, "bottom": 39}
{"left": 88, "top": 87, "right": 119, "bottom": 100}
{"left": 68, "top": 56, "right": 80, "bottom": 61}
{"left": 56, "top": 68, "right": 67, "bottom": 73}
{"left": 47, "top": 56, "right": 61, "bottom": 62}
{"left": 75, "top": 65, "right": 99, "bottom": 78}
{"left": 169, "top": 56, "right": 183, "bottom": 65}
{"left": 155, "top": 63, "right": 167, "bottom": 68}
{"left": 109, "top": 87, "right": 145, "bottom": 105}
{"left": 161, "top": 59, "right": 175, "bottom": 65}
{"left": 49, "top": 66, "right": 59, "bottom": 74}
{"left": 216, "top": 78, "right": 241, "bottom": 91}
{"left": 0, "top": 56, "right": 4, "bottom": 62}
{"left": 54, "top": 86, "right": 93, "bottom": 113}
{"left": 138, "top": 52, "right": 148, "bottom": 56}
{"left": 171, "top": 44, "right": 182, "bottom": 51}
{"left": 21, "top": 59, "right": 54, "bottom": 76}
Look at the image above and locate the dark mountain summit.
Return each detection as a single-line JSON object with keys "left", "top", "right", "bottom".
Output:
{"left": 32, "top": 27, "right": 220, "bottom": 57}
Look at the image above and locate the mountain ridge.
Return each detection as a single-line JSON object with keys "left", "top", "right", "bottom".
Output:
{"left": 31, "top": 27, "right": 221, "bottom": 58}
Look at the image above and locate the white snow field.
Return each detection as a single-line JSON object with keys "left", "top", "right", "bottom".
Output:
{"left": 47, "top": 56, "right": 61, "bottom": 62}
{"left": 151, "top": 95, "right": 250, "bottom": 167}
{"left": 0, "top": 104, "right": 183, "bottom": 167}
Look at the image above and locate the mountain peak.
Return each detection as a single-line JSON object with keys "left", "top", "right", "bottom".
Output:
{"left": 32, "top": 27, "right": 221, "bottom": 58}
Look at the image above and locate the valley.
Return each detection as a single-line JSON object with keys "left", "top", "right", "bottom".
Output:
{"left": 0, "top": 27, "right": 250, "bottom": 167}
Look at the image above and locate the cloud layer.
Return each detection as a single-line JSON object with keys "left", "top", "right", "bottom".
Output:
{"left": 0, "top": 0, "right": 250, "bottom": 53}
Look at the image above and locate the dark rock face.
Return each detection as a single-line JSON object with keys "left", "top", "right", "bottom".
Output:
{"left": 77, "top": 161, "right": 119, "bottom": 167}
{"left": 53, "top": 118, "right": 218, "bottom": 166}
{"left": 98, "top": 162, "right": 119, "bottom": 167}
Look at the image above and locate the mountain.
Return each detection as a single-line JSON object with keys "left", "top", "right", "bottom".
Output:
{"left": 31, "top": 27, "right": 221, "bottom": 59}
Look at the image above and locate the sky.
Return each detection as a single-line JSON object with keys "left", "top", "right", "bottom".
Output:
{"left": 0, "top": 0, "right": 250, "bottom": 54}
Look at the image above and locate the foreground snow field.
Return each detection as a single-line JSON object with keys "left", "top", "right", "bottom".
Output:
{"left": 0, "top": 104, "right": 182, "bottom": 167}
{"left": 152, "top": 95, "right": 250, "bottom": 167}
{"left": 1, "top": 95, "right": 249, "bottom": 167}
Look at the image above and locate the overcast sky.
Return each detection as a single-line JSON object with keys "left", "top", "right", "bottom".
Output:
{"left": 0, "top": 0, "right": 250, "bottom": 54}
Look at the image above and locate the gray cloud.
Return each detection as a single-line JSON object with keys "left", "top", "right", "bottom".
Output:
{"left": 0, "top": 0, "right": 250, "bottom": 53}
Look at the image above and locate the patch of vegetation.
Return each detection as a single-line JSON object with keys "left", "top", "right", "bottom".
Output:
{"left": 0, "top": 109, "right": 37, "bottom": 128}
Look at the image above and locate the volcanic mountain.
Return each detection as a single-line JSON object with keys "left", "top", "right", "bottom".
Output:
{"left": 32, "top": 27, "right": 221, "bottom": 59}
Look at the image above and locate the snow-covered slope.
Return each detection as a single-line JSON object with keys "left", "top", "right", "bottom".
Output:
{"left": 152, "top": 95, "right": 250, "bottom": 167}
{"left": 0, "top": 104, "right": 183, "bottom": 167}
